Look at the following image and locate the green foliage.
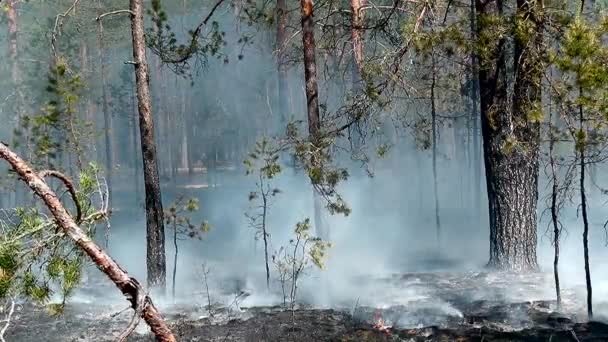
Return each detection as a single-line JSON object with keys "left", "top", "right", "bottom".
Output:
{"left": 165, "top": 196, "right": 210, "bottom": 241}
{"left": 13, "top": 60, "right": 90, "bottom": 170}
{"left": 0, "top": 165, "right": 105, "bottom": 313}
{"left": 286, "top": 123, "right": 351, "bottom": 216}
{"left": 146, "top": 0, "right": 229, "bottom": 78}
{"left": 272, "top": 218, "right": 331, "bottom": 308}
{"left": 549, "top": 14, "right": 608, "bottom": 154}
{"left": 244, "top": 137, "right": 285, "bottom": 244}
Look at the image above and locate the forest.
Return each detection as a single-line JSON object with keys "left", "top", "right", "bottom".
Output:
{"left": 1, "top": 0, "right": 608, "bottom": 341}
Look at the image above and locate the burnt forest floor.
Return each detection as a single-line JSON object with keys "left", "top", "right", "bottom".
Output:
{"left": 5, "top": 271, "right": 608, "bottom": 341}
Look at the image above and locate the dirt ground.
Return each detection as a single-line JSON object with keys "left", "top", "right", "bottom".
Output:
{"left": 5, "top": 300, "right": 608, "bottom": 342}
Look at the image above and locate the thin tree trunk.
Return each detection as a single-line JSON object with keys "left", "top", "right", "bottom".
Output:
{"left": 350, "top": 0, "right": 364, "bottom": 82}
{"left": 276, "top": 0, "right": 289, "bottom": 129}
{"left": 476, "top": 0, "right": 541, "bottom": 271}
{"left": 261, "top": 181, "right": 270, "bottom": 289}
{"left": 579, "top": 88, "right": 593, "bottom": 319}
{"left": 6, "top": 0, "right": 23, "bottom": 207}
{"left": 172, "top": 223, "right": 178, "bottom": 300}
{"left": 130, "top": 0, "right": 167, "bottom": 290}
{"left": 96, "top": 2, "right": 114, "bottom": 224}
{"left": 469, "top": 0, "right": 481, "bottom": 215}
{"left": 549, "top": 105, "right": 561, "bottom": 310}
{"left": 0, "top": 142, "right": 176, "bottom": 342}
{"left": 131, "top": 75, "right": 143, "bottom": 208}
{"left": 300, "top": 0, "right": 328, "bottom": 240}
{"left": 431, "top": 53, "right": 441, "bottom": 250}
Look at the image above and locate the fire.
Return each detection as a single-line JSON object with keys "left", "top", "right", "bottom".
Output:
{"left": 372, "top": 309, "right": 392, "bottom": 335}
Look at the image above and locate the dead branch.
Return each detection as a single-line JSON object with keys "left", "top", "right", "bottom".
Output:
{"left": 0, "top": 142, "right": 176, "bottom": 342}
{"left": 156, "top": 0, "right": 227, "bottom": 64}
{"left": 39, "top": 170, "right": 82, "bottom": 223}
{"left": 51, "top": 0, "right": 82, "bottom": 60}
{"left": 95, "top": 9, "right": 134, "bottom": 21}
{"left": 116, "top": 278, "right": 146, "bottom": 342}
{"left": 0, "top": 299, "right": 16, "bottom": 342}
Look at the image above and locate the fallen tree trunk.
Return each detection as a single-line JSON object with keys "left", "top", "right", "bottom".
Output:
{"left": 0, "top": 142, "right": 176, "bottom": 342}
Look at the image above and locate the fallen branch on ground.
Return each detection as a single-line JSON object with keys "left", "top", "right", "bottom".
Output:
{"left": 0, "top": 142, "right": 176, "bottom": 342}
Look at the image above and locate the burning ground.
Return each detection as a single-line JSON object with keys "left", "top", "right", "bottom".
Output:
{"left": 5, "top": 270, "right": 608, "bottom": 341}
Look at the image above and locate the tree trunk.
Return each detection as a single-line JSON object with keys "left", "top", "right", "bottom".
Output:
{"left": 300, "top": 0, "right": 328, "bottom": 240}
{"left": 0, "top": 142, "right": 176, "bottom": 342}
{"left": 6, "top": 0, "right": 20, "bottom": 88}
{"left": 131, "top": 76, "right": 143, "bottom": 208}
{"left": 469, "top": 0, "right": 481, "bottom": 215}
{"left": 431, "top": 53, "right": 442, "bottom": 250}
{"left": 579, "top": 89, "right": 593, "bottom": 319}
{"left": 350, "top": 0, "right": 364, "bottom": 82}
{"left": 6, "top": 0, "right": 23, "bottom": 207}
{"left": 549, "top": 97, "right": 561, "bottom": 310}
{"left": 348, "top": 0, "right": 364, "bottom": 151}
{"left": 130, "top": 0, "right": 167, "bottom": 290}
{"left": 172, "top": 223, "right": 178, "bottom": 300}
{"left": 476, "top": 0, "right": 541, "bottom": 271}
{"left": 96, "top": 3, "right": 114, "bottom": 218}
{"left": 276, "top": 0, "right": 289, "bottom": 130}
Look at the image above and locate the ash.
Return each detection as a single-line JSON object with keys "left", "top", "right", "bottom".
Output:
{"left": 5, "top": 270, "right": 608, "bottom": 341}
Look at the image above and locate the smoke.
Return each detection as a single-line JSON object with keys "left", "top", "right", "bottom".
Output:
{"left": 5, "top": 0, "right": 608, "bottom": 331}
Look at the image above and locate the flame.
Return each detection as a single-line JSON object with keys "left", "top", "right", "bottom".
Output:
{"left": 372, "top": 309, "right": 392, "bottom": 335}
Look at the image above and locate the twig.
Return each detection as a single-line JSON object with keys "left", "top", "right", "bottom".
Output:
{"left": 116, "top": 278, "right": 146, "bottom": 342}
{"left": 38, "top": 170, "right": 82, "bottom": 223}
{"left": 156, "top": 0, "right": 227, "bottom": 64}
{"left": 95, "top": 9, "right": 134, "bottom": 21}
{"left": 0, "top": 300, "right": 16, "bottom": 342}
{"left": 51, "top": 0, "right": 82, "bottom": 60}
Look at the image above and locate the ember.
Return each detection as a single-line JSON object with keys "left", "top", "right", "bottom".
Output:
{"left": 372, "top": 309, "right": 393, "bottom": 335}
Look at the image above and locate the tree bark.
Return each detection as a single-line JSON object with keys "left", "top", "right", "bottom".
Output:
{"left": 549, "top": 101, "right": 561, "bottom": 310}
{"left": 129, "top": 0, "right": 167, "bottom": 290}
{"left": 431, "top": 52, "right": 442, "bottom": 250}
{"left": 0, "top": 142, "right": 176, "bottom": 342}
{"left": 350, "top": 0, "right": 364, "bottom": 82}
{"left": 469, "top": 0, "right": 481, "bottom": 215}
{"left": 579, "top": 88, "right": 593, "bottom": 319}
{"left": 6, "top": 0, "right": 20, "bottom": 87}
{"left": 276, "top": 0, "right": 289, "bottom": 129}
{"left": 96, "top": 3, "right": 114, "bottom": 217}
{"left": 300, "top": 0, "right": 328, "bottom": 240}
{"left": 476, "top": 0, "right": 541, "bottom": 271}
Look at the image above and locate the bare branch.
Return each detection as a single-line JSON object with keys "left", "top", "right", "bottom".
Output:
{"left": 0, "top": 142, "right": 176, "bottom": 341}
{"left": 51, "top": 0, "right": 82, "bottom": 60}
{"left": 0, "top": 300, "right": 16, "bottom": 342}
{"left": 39, "top": 170, "right": 82, "bottom": 223}
{"left": 95, "top": 9, "right": 134, "bottom": 21}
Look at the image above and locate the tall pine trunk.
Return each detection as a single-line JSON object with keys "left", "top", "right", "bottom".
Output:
{"left": 276, "top": 0, "right": 289, "bottom": 130}
{"left": 430, "top": 52, "right": 441, "bottom": 250}
{"left": 6, "top": 0, "right": 23, "bottom": 207}
{"left": 548, "top": 93, "right": 561, "bottom": 310}
{"left": 300, "top": 0, "right": 328, "bottom": 240}
{"left": 476, "top": 0, "right": 541, "bottom": 271}
{"left": 469, "top": 0, "right": 481, "bottom": 215}
{"left": 579, "top": 88, "right": 593, "bottom": 319}
{"left": 96, "top": 4, "right": 114, "bottom": 216}
{"left": 130, "top": 0, "right": 167, "bottom": 290}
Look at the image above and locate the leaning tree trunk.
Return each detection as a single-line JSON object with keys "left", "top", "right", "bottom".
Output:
{"left": 130, "top": 0, "right": 167, "bottom": 290}
{"left": 476, "top": 0, "right": 541, "bottom": 271}
{"left": 300, "top": 0, "right": 328, "bottom": 240}
{"left": 0, "top": 142, "right": 176, "bottom": 342}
